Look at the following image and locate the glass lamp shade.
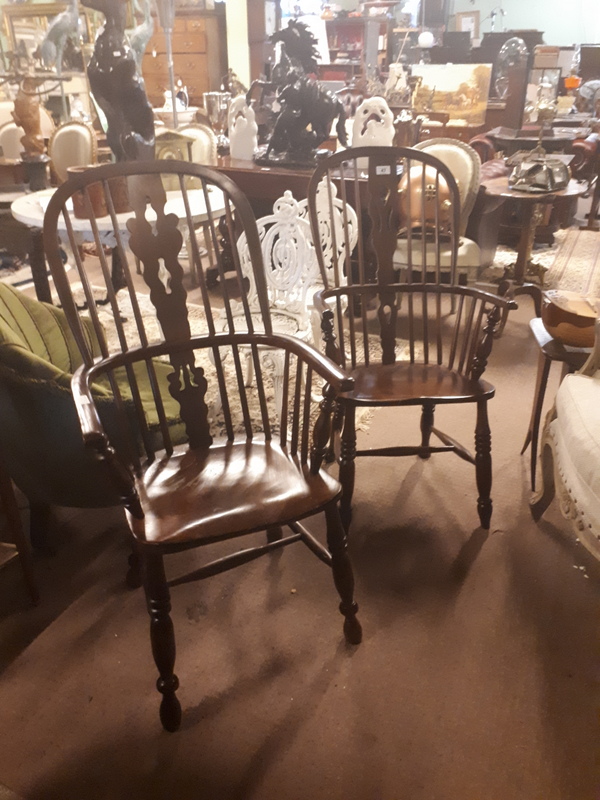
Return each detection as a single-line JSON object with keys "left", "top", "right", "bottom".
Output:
{"left": 496, "top": 37, "right": 529, "bottom": 70}
{"left": 495, "top": 37, "right": 528, "bottom": 99}
{"left": 418, "top": 30, "right": 435, "bottom": 49}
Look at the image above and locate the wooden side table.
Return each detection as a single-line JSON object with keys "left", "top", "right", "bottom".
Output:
{"left": 482, "top": 177, "right": 587, "bottom": 332}
{"left": 522, "top": 317, "right": 589, "bottom": 491}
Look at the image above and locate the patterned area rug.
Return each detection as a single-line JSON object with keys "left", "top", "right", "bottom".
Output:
{"left": 92, "top": 289, "right": 376, "bottom": 434}
{"left": 542, "top": 229, "right": 600, "bottom": 295}
{"left": 479, "top": 230, "right": 567, "bottom": 286}
{"left": 479, "top": 228, "right": 600, "bottom": 295}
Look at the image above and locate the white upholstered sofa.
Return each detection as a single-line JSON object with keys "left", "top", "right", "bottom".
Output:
{"left": 532, "top": 319, "right": 600, "bottom": 559}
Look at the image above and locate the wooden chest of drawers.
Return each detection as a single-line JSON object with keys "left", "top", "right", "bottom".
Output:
{"left": 142, "top": 8, "right": 227, "bottom": 109}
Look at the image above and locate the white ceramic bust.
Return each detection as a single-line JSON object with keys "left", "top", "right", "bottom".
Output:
{"left": 352, "top": 96, "right": 395, "bottom": 148}
{"left": 228, "top": 96, "right": 258, "bottom": 161}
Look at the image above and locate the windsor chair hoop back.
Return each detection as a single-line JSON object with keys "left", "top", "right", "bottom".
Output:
{"left": 43, "top": 159, "right": 273, "bottom": 364}
{"left": 307, "top": 148, "right": 516, "bottom": 533}
{"left": 307, "top": 146, "right": 462, "bottom": 289}
{"left": 43, "top": 159, "right": 362, "bottom": 732}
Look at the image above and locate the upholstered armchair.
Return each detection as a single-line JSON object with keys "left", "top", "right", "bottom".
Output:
{"left": 409, "top": 138, "right": 482, "bottom": 283}
{"left": 48, "top": 120, "right": 98, "bottom": 184}
{"left": 531, "top": 319, "right": 600, "bottom": 560}
{"left": 0, "top": 282, "right": 183, "bottom": 556}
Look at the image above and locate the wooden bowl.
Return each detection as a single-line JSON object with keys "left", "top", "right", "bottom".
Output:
{"left": 541, "top": 289, "right": 599, "bottom": 348}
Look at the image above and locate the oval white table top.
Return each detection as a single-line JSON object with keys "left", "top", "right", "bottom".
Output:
{"left": 10, "top": 186, "right": 226, "bottom": 239}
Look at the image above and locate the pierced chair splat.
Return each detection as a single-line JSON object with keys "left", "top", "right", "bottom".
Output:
{"left": 43, "top": 159, "right": 361, "bottom": 732}
{"left": 307, "top": 146, "right": 517, "bottom": 532}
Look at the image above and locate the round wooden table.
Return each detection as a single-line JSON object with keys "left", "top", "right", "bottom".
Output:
{"left": 483, "top": 176, "right": 586, "bottom": 285}
{"left": 482, "top": 177, "right": 587, "bottom": 329}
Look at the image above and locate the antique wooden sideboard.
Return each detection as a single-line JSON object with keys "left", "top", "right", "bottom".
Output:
{"left": 141, "top": 7, "right": 227, "bottom": 109}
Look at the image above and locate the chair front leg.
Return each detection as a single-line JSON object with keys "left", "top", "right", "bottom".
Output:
{"left": 142, "top": 547, "right": 181, "bottom": 732}
{"left": 339, "top": 403, "right": 356, "bottom": 533}
{"left": 126, "top": 538, "right": 143, "bottom": 589}
{"left": 475, "top": 398, "right": 492, "bottom": 530}
{"left": 419, "top": 401, "right": 435, "bottom": 459}
{"left": 326, "top": 399, "right": 344, "bottom": 463}
{"left": 325, "top": 502, "right": 362, "bottom": 645}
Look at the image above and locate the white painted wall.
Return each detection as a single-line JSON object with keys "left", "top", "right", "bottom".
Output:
{"left": 449, "top": 0, "right": 600, "bottom": 47}
{"left": 225, "top": 0, "right": 251, "bottom": 88}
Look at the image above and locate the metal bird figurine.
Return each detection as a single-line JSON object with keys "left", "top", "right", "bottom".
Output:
{"left": 38, "top": 0, "right": 82, "bottom": 77}
{"left": 129, "top": 0, "right": 155, "bottom": 72}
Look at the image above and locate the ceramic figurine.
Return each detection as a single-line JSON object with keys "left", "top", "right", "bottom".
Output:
{"left": 228, "top": 96, "right": 258, "bottom": 161}
{"left": 352, "top": 97, "right": 395, "bottom": 148}
{"left": 12, "top": 76, "right": 46, "bottom": 158}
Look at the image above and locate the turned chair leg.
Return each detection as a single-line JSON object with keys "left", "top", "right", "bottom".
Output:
{"left": 325, "top": 503, "right": 362, "bottom": 645}
{"left": 339, "top": 405, "right": 356, "bottom": 533}
{"left": 142, "top": 548, "right": 181, "bottom": 732}
{"left": 266, "top": 526, "right": 283, "bottom": 543}
{"left": 325, "top": 400, "right": 344, "bottom": 464}
{"left": 126, "top": 540, "right": 143, "bottom": 589}
{"left": 419, "top": 402, "right": 435, "bottom": 459}
{"left": 475, "top": 398, "right": 492, "bottom": 530}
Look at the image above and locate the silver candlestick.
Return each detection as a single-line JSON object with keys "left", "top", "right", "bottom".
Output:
{"left": 203, "top": 91, "right": 232, "bottom": 153}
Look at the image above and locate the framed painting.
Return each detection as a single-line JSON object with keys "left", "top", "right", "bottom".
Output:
{"left": 411, "top": 62, "right": 492, "bottom": 125}
{"left": 455, "top": 11, "right": 480, "bottom": 40}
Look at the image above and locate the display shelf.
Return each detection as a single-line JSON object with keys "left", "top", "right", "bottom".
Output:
{"left": 322, "top": 15, "right": 394, "bottom": 79}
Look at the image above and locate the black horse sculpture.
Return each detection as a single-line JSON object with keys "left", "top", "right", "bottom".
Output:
{"left": 251, "top": 20, "right": 347, "bottom": 166}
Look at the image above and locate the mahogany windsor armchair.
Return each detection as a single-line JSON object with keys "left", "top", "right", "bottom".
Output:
{"left": 43, "top": 160, "right": 362, "bottom": 731}
{"left": 307, "top": 146, "right": 517, "bottom": 532}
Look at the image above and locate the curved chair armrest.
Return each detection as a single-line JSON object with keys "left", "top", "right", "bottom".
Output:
{"left": 71, "top": 362, "right": 111, "bottom": 450}
{"left": 80, "top": 333, "right": 355, "bottom": 396}
{"left": 72, "top": 361, "right": 143, "bottom": 515}
{"left": 74, "top": 334, "right": 355, "bottom": 481}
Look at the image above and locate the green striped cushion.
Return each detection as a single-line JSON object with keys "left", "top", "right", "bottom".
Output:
{"left": 0, "top": 282, "right": 101, "bottom": 373}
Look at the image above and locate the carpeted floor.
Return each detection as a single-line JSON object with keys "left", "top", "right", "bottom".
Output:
{"left": 0, "top": 296, "right": 599, "bottom": 800}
